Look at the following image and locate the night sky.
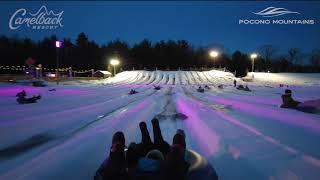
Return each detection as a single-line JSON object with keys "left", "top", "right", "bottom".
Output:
{"left": 0, "top": 1, "right": 319, "bottom": 53}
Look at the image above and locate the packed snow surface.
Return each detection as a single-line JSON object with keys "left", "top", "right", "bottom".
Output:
{"left": 0, "top": 70, "right": 320, "bottom": 180}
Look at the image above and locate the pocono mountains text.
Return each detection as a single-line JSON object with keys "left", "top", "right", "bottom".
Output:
{"left": 239, "top": 19, "right": 315, "bottom": 25}
{"left": 239, "top": 7, "right": 316, "bottom": 25}
{"left": 9, "top": 6, "right": 64, "bottom": 30}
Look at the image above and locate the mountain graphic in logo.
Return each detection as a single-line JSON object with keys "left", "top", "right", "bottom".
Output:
{"left": 253, "top": 7, "right": 299, "bottom": 17}
{"left": 29, "top": 6, "right": 63, "bottom": 16}
{"left": 9, "top": 5, "right": 64, "bottom": 30}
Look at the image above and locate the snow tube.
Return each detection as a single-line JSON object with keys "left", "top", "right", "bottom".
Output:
{"left": 197, "top": 89, "right": 204, "bottom": 93}
{"left": 94, "top": 149, "right": 218, "bottom": 180}
{"left": 128, "top": 91, "right": 138, "bottom": 95}
{"left": 17, "top": 96, "right": 40, "bottom": 104}
{"left": 281, "top": 100, "right": 320, "bottom": 114}
{"left": 296, "top": 105, "right": 320, "bottom": 114}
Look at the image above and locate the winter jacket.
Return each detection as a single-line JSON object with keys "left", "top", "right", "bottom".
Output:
{"left": 281, "top": 94, "right": 301, "bottom": 108}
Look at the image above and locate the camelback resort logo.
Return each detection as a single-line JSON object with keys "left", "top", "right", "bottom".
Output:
{"left": 239, "top": 7, "right": 315, "bottom": 25}
{"left": 9, "top": 6, "right": 64, "bottom": 30}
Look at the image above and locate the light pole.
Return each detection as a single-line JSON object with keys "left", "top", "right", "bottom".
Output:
{"left": 209, "top": 50, "right": 219, "bottom": 69}
{"left": 110, "top": 58, "right": 120, "bottom": 76}
{"left": 250, "top": 53, "right": 258, "bottom": 73}
{"left": 55, "top": 41, "right": 62, "bottom": 85}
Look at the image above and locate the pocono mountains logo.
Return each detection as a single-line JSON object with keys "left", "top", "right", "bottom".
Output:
{"left": 239, "top": 7, "right": 315, "bottom": 25}
{"left": 9, "top": 6, "right": 63, "bottom": 30}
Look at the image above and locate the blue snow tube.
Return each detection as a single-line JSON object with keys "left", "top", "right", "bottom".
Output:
{"left": 94, "top": 149, "right": 218, "bottom": 180}
{"left": 197, "top": 88, "right": 204, "bottom": 93}
{"left": 296, "top": 106, "right": 320, "bottom": 114}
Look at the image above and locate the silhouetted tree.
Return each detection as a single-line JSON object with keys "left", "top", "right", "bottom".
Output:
{"left": 258, "top": 45, "right": 278, "bottom": 71}
{"left": 231, "top": 51, "right": 250, "bottom": 77}
{"left": 287, "top": 48, "right": 301, "bottom": 71}
{"left": 0, "top": 34, "right": 318, "bottom": 74}
{"left": 310, "top": 49, "right": 320, "bottom": 68}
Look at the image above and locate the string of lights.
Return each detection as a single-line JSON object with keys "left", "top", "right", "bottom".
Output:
{"left": 0, "top": 65, "right": 93, "bottom": 73}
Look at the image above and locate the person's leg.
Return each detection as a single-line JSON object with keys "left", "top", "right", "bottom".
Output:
{"left": 136, "top": 122, "right": 154, "bottom": 157}
{"left": 152, "top": 118, "right": 164, "bottom": 144}
{"left": 161, "top": 130, "right": 189, "bottom": 180}
{"left": 172, "top": 129, "right": 186, "bottom": 155}
{"left": 152, "top": 118, "right": 171, "bottom": 156}
{"left": 139, "top": 121, "right": 152, "bottom": 144}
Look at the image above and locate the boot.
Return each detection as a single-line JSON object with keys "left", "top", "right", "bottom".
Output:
{"left": 139, "top": 121, "right": 152, "bottom": 144}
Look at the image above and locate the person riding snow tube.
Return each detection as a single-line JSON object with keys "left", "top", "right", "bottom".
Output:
{"left": 280, "top": 89, "right": 319, "bottom": 114}
{"left": 129, "top": 89, "right": 138, "bottom": 95}
{"left": 204, "top": 85, "right": 210, "bottom": 89}
{"left": 237, "top": 85, "right": 251, "bottom": 91}
{"left": 244, "top": 85, "right": 251, "bottom": 91}
{"left": 94, "top": 119, "right": 218, "bottom": 180}
{"left": 16, "top": 90, "right": 26, "bottom": 98}
{"left": 154, "top": 85, "right": 161, "bottom": 90}
{"left": 17, "top": 95, "right": 41, "bottom": 104}
{"left": 16, "top": 90, "right": 41, "bottom": 104}
{"left": 280, "top": 89, "right": 301, "bottom": 109}
{"left": 95, "top": 148, "right": 218, "bottom": 180}
{"left": 197, "top": 86, "right": 204, "bottom": 93}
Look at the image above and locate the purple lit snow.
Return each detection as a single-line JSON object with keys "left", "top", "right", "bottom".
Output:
{"left": 0, "top": 70, "right": 320, "bottom": 180}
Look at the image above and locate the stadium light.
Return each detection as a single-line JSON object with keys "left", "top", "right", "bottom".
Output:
{"left": 209, "top": 50, "right": 219, "bottom": 68}
{"left": 55, "top": 41, "right": 62, "bottom": 48}
{"left": 250, "top": 53, "right": 258, "bottom": 73}
{"left": 55, "top": 40, "right": 62, "bottom": 84}
{"left": 110, "top": 58, "right": 120, "bottom": 76}
{"left": 209, "top": 50, "right": 219, "bottom": 58}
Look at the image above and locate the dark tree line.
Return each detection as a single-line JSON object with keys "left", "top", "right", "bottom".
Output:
{"left": 0, "top": 32, "right": 319, "bottom": 77}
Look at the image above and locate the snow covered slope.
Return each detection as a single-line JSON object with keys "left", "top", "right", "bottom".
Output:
{"left": 0, "top": 70, "right": 319, "bottom": 180}
{"left": 247, "top": 72, "right": 320, "bottom": 86}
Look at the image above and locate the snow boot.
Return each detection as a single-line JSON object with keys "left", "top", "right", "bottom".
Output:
{"left": 152, "top": 118, "right": 171, "bottom": 156}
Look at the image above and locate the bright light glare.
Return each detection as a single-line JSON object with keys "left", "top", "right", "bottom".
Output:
{"left": 251, "top": 53, "right": 258, "bottom": 59}
{"left": 110, "top": 59, "right": 120, "bottom": 66}
{"left": 209, "top": 50, "right": 219, "bottom": 58}
{"left": 55, "top": 41, "right": 62, "bottom": 48}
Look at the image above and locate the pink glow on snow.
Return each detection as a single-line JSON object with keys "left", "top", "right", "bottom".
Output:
{"left": 176, "top": 97, "right": 220, "bottom": 157}
{"left": 232, "top": 95, "right": 280, "bottom": 106}
{"left": 216, "top": 111, "right": 263, "bottom": 136}
{"left": 302, "top": 155, "right": 320, "bottom": 167}
{"left": 215, "top": 110, "right": 320, "bottom": 167}
{"left": 0, "top": 86, "right": 42, "bottom": 97}
{"left": 212, "top": 97, "right": 320, "bottom": 134}
{"left": 0, "top": 86, "right": 89, "bottom": 97}
{"left": 216, "top": 111, "right": 297, "bottom": 154}
{"left": 99, "top": 99, "right": 150, "bottom": 130}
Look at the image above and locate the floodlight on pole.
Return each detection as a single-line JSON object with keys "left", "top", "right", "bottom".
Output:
{"left": 110, "top": 59, "right": 120, "bottom": 76}
{"left": 55, "top": 40, "right": 62, "bottom": 85}
{"left": 250, "top": 53, "right": 258, "bottom": 73}
{"left": 55, "top": 41, "right": 62, "bottom": 48}
{"left": 209, "top": 50, "right": 219, "bottom": 68}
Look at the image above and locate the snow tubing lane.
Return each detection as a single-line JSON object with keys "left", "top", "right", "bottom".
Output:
{"left": 94, "top": 149, "right": 218, "bottom": 180}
